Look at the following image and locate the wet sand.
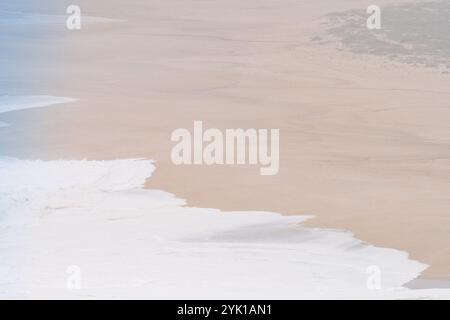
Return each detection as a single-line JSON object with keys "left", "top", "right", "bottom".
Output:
{"left": 2, "top": 0, "right": 450, "bottom": 281}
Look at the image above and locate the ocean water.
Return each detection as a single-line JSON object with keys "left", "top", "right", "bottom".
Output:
{"left": 0, "top": 8, "right": 120, "bottom": 27}
{"left": 0, "top": 2, "right": 121, "bottom": 97}
{"left": 0, "top": 96, "right": 76, "bottom": 114}
{"left": 0, "top": 10, "right": 68, "bottom": 25}
{"left": 0, "top": 1, "right": 62, "bottom": 96}
{"left": 0, "top": 95, "right": 76, "bottom": 129}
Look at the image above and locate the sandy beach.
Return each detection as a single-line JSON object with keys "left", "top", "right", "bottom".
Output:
{"left": 2, "top": 0, "right": 450, "bottom": 298}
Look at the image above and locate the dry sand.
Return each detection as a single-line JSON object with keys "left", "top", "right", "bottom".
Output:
{"left": 2, "top": 0, "right": 450, "bottom": 280}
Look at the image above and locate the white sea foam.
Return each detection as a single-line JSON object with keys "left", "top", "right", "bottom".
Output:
{"left": 1, "top": 96, "right": 449, "bottom": 299}
{"left": 0, "top": 96, "right": 76, "bottom": 128}
{"left": 0, "top": 96, "right": 76, "bottom": 114}
{"left": 1, "top": 157, "right": 450, "bottom": 299}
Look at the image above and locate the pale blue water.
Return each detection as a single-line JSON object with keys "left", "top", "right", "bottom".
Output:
{"left": 0, "top": 1, "right": 72, "bottom": 96}
{"left": 0, "top": 1, "right": 72, "bottom": 156}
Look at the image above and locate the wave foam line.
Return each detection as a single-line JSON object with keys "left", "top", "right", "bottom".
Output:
{"left": 1, "top": 157, "right": 450, "bottom": 299}
{"left": 0, "top": 96, "right": 77, "bottom": 114}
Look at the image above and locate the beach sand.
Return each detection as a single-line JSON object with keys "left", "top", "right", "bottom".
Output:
{"left": 2, "top": 0, "right": 450, "bottom": 282}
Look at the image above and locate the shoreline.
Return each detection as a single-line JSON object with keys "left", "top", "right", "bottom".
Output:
{"left": 1, "top": 95, "right": 450, "bottom": 295}
{"left": 0, "top": 149, "right": 449, "bottom": 298}
{"left": 2, "top": 0, "right": 450, "bottom": 290}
